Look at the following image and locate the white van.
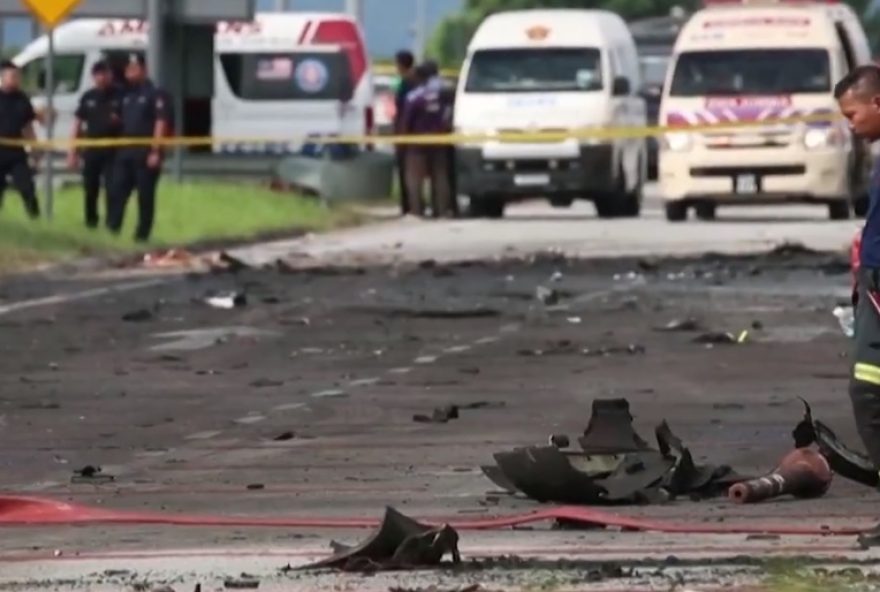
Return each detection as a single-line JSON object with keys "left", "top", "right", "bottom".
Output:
{"left": 13, "top": 12, "right": 374, "bottom": 155}
{"left": 453, "top": 9, "right": 647, "bottom": 218}
{"left": 658, "top": 0, "right": 873, "bottom": 221}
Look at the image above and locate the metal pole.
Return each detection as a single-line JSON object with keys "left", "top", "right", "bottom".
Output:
{"left": 147, "top": 0, "right": 163, "bottom": 84}
{"left": 43, "top": 27, "right": 55, "bottom": 220}
{"left": 414, "top": 0, "right": 426, "bottom": 62}
{"left": 345, "top": 0, "right": 362, "bottom": 23}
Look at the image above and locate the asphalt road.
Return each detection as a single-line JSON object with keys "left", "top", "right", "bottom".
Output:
{"left": 0, "top": 196, "right": 875, "bottom": 591}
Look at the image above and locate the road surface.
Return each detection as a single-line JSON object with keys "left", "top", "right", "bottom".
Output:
{"left": 0, "top": 196, "right": 873, "bottom": 591}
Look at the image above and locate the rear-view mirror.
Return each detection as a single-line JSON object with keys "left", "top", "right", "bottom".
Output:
{"left": 612, "top": 76, "right": 631, "bottom": 96}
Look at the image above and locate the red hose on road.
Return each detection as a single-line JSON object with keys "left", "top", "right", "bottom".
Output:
{"left": 0, "top": 495, "right": 871, "bottom": 536}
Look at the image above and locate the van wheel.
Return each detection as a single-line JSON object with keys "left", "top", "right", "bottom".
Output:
{"left": 829, "top": 201, "right": 851, "bottom": 221}
{"left": 550, "top": 196, "right": 574, "bottom": 208}
{"left": 854, "top": 194, "right": 869, "bottom": 218}
{"left": 471, "top": 196, "right": 505, "bottom": 219}
{"left": 665, "top": 201, "right": 688, "bottom": 222}
{"left": 695, "top": 202, "right": 716, "bottom": 221}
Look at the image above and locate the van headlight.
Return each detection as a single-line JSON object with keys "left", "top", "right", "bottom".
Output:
{"left": 803, "top": 127, "right": 844, "bottom": 150}
{"left": 662, "top": 132, "right": 692, "bottom": 152}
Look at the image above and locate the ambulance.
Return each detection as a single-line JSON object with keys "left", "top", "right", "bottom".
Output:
{"left": 454, "top": 9, "right": 647, "bottom": 219}
{"left": 658, "top": 0, "right": 873, "bottom": 221}
{"left": 13, "top": 13, "right": 374, "bottom": 155}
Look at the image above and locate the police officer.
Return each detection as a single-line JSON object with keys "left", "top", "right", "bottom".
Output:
{"left": 0, "top": 60, "right": 40, "bottom": 219}
{"left": 401, "top": 62, "right": 453, "bottom": 218}
{"left": 835, "top": 64, "right": 880, "bottom": 472}
{"left": 107, "top": 54, "right": 170, "bottom": 242}
{"left": 393, "top": 50, "right": 417, "bottom": 216}
{"left": 68, "top": 61, "right": 122, "bottom": 229}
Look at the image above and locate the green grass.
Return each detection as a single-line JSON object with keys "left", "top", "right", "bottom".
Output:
{"left": 0, "top": 181, "right": 359, "bottom": 272}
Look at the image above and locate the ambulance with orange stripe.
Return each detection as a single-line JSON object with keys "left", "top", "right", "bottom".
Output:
{"left": 13, "top": 12, "right": 374, "bottom": 155}
{"left": 658, "top": 0, "right": 873, "bottom": 221}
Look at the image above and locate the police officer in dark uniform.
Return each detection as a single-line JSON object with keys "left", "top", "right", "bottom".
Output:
{"left": 394, "top": 50, "right": 417, "bottom": 216}
{"left": 0, "top": 60, "right": 40, "bottom": 219}
{"left": 68, "top": 61, "right": 122, "bottom": 229}
{"left": 107, "top": 54, "right": 170, "bottom": 242}
{"left": 835, "top": 65, "right": 880, "bottom": 474}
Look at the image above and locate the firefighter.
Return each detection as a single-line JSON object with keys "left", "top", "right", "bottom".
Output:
{"left": 835, "top": 64, "right": 880, "bottom": 470}
{"left": 68, "top": 60, "right": 122, "bottom": 229}
{"left": 0, "top": 60, "right": 40, "bottom": 219}
{"left": 401, "top": 62, "right": 454, "bottom": 218}
{"left": 107, "top": 54, "right": 170, "bottom": 242}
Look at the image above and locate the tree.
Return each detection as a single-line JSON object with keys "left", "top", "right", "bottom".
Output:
{"left": 428, "top": 0, "right": 880, "bottom": 68}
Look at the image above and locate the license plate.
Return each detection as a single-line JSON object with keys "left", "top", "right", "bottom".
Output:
{"left": 514, "top": 174, "right": 550, "bottom": 186}
{"left": 735, "top": 174, "right": 758, "bottom": 194}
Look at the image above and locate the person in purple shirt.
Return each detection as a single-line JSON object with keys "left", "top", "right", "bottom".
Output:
{"left": 401, "top": 62, "right": 453, "bottom": 218}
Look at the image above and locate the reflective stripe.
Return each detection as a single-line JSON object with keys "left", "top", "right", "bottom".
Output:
{"left": 855, "top": 363, "right": 880, "bottom": 385}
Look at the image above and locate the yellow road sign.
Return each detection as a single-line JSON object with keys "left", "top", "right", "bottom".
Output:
{"left": 20, "top": 0, "right": 80, "bottom": 28}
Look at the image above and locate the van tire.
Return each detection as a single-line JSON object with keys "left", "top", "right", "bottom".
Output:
{"left": 665, "top": 201, "right": 688, "bottom": 222}
{"left": 828, "top": 201, "right": 851, "bottom": 221}
{"left": 471, "top": 196, "right": 505, "bottom": 219}
{"left": 695, "top": 202, "right": 716, "bottom": 221}
{"left": 854, "top": 194, "right": 869, "bottom": 218}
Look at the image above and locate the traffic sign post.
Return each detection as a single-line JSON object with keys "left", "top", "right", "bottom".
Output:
{"left": 20, "top": 1, "right": 80, "bottom": 221}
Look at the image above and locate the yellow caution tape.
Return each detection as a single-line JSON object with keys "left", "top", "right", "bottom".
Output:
{"left": 0, "top": 112, "right": 844, "bottom": 150}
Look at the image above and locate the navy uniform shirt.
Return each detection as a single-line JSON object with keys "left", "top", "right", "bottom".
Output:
{"left": 75, "top": 86, "right": 122, "bottom": 146}
{"left": 120, "top": 79, "right": 169, "bottom": 155}
{"left": 394, "top": 76, "right": 415, "bottom": 133}
{"left": 0, "top": 89, "right": 36, "bottom": 157}
{"left": 862, "top": 163, "right": 880, "bottom": 268}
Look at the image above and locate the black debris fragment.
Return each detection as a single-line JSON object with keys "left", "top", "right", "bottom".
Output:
{"left": 535, "top": 286, "right": 560, "bottom": 306}
{"left": 71, "top": 465, "right": 115, "bottom": 484}
{"left": 300, "top": 507, "right": 460, "bottom": 572}
{"left": 582, "top": 344, "right": 645, "bottom": 357}
{"left": 484, "top": 399, "right": 749, "bottom": 506}
{"left": 793, "top": 399, "right": 878, "bottom": 487}
{"left": 250, "top": 378, "right": 284, "bottom": 388}
{"left": 579, "top": 399, "right": 650, "bottom": 454}
{"left": 223, "top": 574, "right": 260, "bottom": 589}
{"left": 693, "top": 332, "right": 739, "bottom": 345}
{"left": 246, "top": 483, "right": 265, "bottom": 490}
{"left": 549, "top": 434, "right": 570, "bottom": 449}
{"left": 122, "top": 308, "right": 155, "bottom": 322}
{"left": 414, "top": 406, "right": 459, "bottom": 424}
{"left": 273, "top": 431, "right": 295, "bottom": 442}
{"left": 214, "top": 252, "right": 251, "bottom": 273}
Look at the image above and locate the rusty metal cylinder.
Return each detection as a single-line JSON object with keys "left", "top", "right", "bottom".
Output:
{"left": 729, "top": 448, "right": 832, "bottom": 504}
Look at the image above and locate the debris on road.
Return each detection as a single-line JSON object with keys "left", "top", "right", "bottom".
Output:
{"left": 300, "top": 507, "right": 461, "bottom": 572}
{"left": 582, "top": 344, "right": 646, "bottom": 357}
{"left": 250, "top": 378, "right": 284, "bottom": 388}
{"left": 793, "top": 400, "right": 879, "bottom": 488}
{"left": 654, "top": 318, "right": 703, "bottom": 333}
{"left": 833, "top": 306, "right": 854, "bottom": 338}
{"left": 693, "top": 330, "right": 749, "bottom": 346}
{"left": 413, "top": 401, "right": 505, "bottom": 424}
{"left": 535, "top": 286, "right": 560, "bottom": 306}
{"left": 273, "top": 431, "right": 296, "bottom": 441}
{"left": 549, "top": 434, "right": 570, "bottom": 449}
{"left": 483, "top": 399, "right": 744, "bottom": 505}
{"left": 122, "top": 308, "right": 156, "bottom": 323}
{"left": 71, "top": 465, "right": 115, "bottom": 484}
{"left": 210, "top": 252, "right": 251, "bottom": 274}
{"left": 728, "top": 448, "right": 831, "bottom": 504}
{"left": 204, "top": 292, "right": 248, "bottom": 310}
{"left": 223, "top": 574, "right": 260, "bottom": 589}
{"left": 246, "top": 483, "right": 265, "bottom": 491}
{"left": 141, "top": 248, "right": 194, "bottom": 269}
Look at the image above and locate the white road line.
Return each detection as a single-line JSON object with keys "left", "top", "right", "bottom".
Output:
{"left": 444, "top": 345, "right": 472, "bottom": 354}
{"left": 414, "top": 356, "right": 438, "bottom": 365}
{"left": 234, "top": 415, "right": 267, "bottom": 425}
{"left": 474, "top": 336, "right": 499, "bottom": 345}
{"left": 185, "top": 430, "right": 222, "bottom": 441}
{"left": 349, "top": 377, "right": 380, "bottom": 387}
{"left": 311, "top": 389, "right": 347, "bottom": 399}
{"left": 498, "top": 323, "right": 521, "bottom": 334}
{"left": 273, "top": 402, "right": 307, "bottom": 412}
{"left": 388, "top": 367, "right": 412, "bottom": 375}
{"left": 0, "top": 278, "right": 166, "bottom": 317}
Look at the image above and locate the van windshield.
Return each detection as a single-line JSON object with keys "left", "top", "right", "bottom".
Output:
{"left": 669, "top": 49, "right": 830, "bottom": 96}
{"left": 219, "top": 52, "right": 353, "bottom": 101}
{"left": 465, "top": 48, "right": 603, "bottom": 93}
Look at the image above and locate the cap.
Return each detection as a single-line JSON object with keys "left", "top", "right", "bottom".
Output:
{"left": 127, "top": 53, "right": 146, "bottom": 67}
{"left": 91, "top": 60, "right": 109, "bottom": 74}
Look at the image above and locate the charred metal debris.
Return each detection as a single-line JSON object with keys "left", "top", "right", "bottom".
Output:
{"left": 482, "top": 399, "right": 747, "bottom": 505}
{"left": 300, "top": 507, "right": 461, "bottom": 573}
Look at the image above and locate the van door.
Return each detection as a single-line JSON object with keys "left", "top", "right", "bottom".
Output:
{"left": 214, "top": 50, "right": 354, "bottom": 154}
{"left": 20, "top": 53, "right": 87, "bottom": 152}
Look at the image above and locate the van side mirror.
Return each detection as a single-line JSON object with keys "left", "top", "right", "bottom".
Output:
{"left": 612, "top": 76, "right": 631, "bottom": 96}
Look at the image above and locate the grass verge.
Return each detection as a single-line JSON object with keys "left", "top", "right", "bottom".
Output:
{"left": 0, "top": 181, "right": 361, "bottom": 273}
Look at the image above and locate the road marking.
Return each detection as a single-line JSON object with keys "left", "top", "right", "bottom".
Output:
{"left": 414, "top": 355, "right": 438, "bottom": 365}
{"left": 150, "top": 327, "right": 279, "bottom": 352}
{"left": 0, "top": 278, "right": 166, "bottom": 317}
{"left": 475, "top": 336, "right": 499, "bottom": 345}
{"left": 499, "top": 323, "right": 521, "bottom": 334}
{"left": 444, "top": 345, "right": 472, "bottom": 354}
{"left": 349, "top": 377, "right": 380, "bottom": 387}
{"left": 388, "top": 367, "right": 412, "bottom": 375}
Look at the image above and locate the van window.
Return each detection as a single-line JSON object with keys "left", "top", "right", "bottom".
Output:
{"left": 669, "top": 49, "right": 830, "bottom": 96}
{"left": 640, "top": 55, "right": 669, "bottom": 87}
{"left": 465, "top": 48, "right": 603, "bottom": 93}
{"left": 20, "top": 54, "right": 85, "bottom": 95}
{"left": 835, "top": 23, "right": 856, "bottom": 72}
{"left": 219, "top": 52, "right": 353, "bottom": 101}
